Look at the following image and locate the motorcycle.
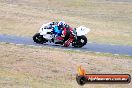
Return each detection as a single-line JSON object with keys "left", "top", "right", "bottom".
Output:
{"left": 33, "top": 24, "right": 90, "bottom": 48}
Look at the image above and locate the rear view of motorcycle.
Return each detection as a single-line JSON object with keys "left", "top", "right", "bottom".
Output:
{"left": 71, "top": 26, "right": 90, "bottom": 48}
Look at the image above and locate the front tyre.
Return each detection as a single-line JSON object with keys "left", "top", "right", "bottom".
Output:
{"left": 72, "top": 35, "right": 87, "bottom": 48}
{"left": 33, "top": 33, "right": 44, "bottom": 44}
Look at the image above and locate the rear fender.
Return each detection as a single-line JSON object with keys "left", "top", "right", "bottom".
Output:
{"left": 76, "top": 26, "right": 90, "bottom": 36}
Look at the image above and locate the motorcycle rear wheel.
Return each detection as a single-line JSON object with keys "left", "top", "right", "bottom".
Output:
{"left": 72, "top": 35, "right": 87, "bottom": 48}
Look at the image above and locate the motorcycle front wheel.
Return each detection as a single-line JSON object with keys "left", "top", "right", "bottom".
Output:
{"left": 72, "top": 35, "right": 87, "bottom": 48}
{"left": 33, "top": 33, "right": 44, "bottom": 44}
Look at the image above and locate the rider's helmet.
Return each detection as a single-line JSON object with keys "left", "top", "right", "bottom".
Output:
{"left": 58, "top": 21, "right": 66, "bottom": 29}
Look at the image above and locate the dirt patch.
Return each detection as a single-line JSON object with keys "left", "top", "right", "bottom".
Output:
{"left": 0, "top": 0, "right": 132, "bottom": 45}
{"left": 0, "top": 43, "right": 132, "bottom": 88}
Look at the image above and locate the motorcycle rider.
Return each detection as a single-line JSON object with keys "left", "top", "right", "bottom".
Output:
{"left": 61, "top": 24, "right": 73, "bottom": 43}
{"left": 43, "top": 21, "right": 73, "bottom": 45}
{"left": 53, "top": 21, "right": 66, "bottom": 44}
{"left": 56, "top": 21, "right": 74, "bottom": 44}
{"left": 54, "top": 21, "right": 65, "bottom": 36}
{"left": 55, "top": 21, "right": 73, "bottom": 44}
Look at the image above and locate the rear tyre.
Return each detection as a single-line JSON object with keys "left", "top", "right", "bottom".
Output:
{"left": 33, "top": 33, "right": 44, "bottom": 44}
{"left": 72, "top": 35, "right": 87, "bottom": 48}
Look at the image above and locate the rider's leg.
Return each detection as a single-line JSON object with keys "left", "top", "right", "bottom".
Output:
{"left": 63, "top": 30, "right": 71, "bottom": 43}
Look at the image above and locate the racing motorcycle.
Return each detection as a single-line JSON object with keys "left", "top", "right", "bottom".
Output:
{"left": 33, "top": 24, "right": 90, "bottom": 48}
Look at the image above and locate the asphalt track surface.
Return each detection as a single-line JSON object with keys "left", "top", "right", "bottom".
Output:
{"left": 0, "top": 34, "right": 132, "bottom": 56}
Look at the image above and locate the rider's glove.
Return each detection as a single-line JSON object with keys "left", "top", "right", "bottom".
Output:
{"left": 61, "top": 34, "right": 65, "bottom": 38}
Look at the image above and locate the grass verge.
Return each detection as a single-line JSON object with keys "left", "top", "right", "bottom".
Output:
{"left": 0, "top": 0, "right": 132, "bottom": 46}
{"left": 0, "top": 43, "right": 132, "bottom": 88}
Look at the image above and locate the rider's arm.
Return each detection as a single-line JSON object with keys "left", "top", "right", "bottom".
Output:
{"left": 61, "top": 28, "right": 67, "bottom": 37}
